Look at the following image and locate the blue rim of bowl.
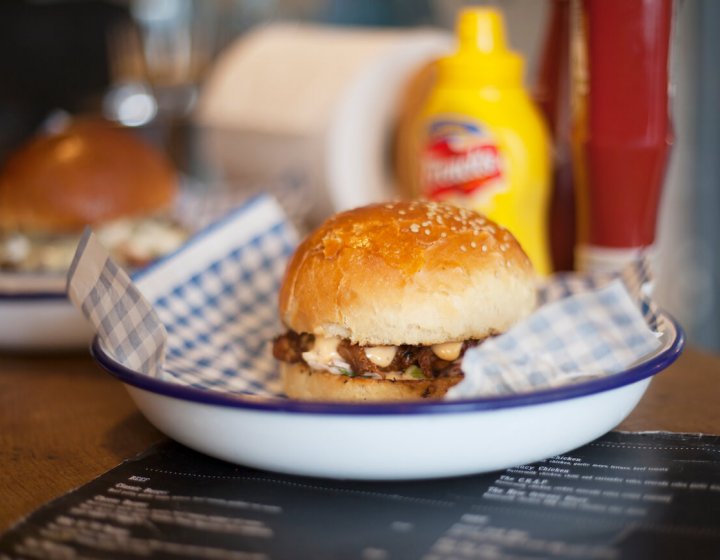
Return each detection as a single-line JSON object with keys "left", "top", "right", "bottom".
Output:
{"left": 90, "top": 312, "right": 686, "bottom": 416}
{"left": 0, "top": 273, "right": 66, "bottom": 300}
{"left": 0, "top": 291, "right": 66, "bottom": 301}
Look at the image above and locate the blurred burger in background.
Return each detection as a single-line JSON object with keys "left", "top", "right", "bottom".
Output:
{"left": 0, "top": 117, "right": 187, "bottom": 274}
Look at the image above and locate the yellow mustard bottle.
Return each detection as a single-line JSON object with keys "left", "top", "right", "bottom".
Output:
{"left": 405, "top": 8, "right": 552, "bottom": 274}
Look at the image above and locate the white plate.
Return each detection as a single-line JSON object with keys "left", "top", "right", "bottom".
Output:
{"left": 91, "top": 312, "right": 684, "bottom": 480}
{"left": 0, "top": 272, "right": 93, "bottom": 351}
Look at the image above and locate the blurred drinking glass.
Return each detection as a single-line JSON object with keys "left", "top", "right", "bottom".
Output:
{"left": 104, "top": 0, "right": 227, "bottom": 127}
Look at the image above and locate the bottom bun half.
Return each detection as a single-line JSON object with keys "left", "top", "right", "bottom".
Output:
{"left": 281, "top": 362, "right": 462, "bottom": 402}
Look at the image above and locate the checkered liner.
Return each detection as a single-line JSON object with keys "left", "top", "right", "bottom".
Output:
{"left": 136, "top": 195, "right": 297, "bottom": 397}
{"left": 538, "top": 256, "right": 658, "bottom": 329}
{"left": 68, "top": 194, "right": 297, "bottom": 397}
{"left": 449, "top": 259, "right": 662, "bottom": 399}
{"left": 67, "top": 231, "right": 166, "bottom": 376}
{"left": 67, "top": 195, "right": 664, "bottom": 400}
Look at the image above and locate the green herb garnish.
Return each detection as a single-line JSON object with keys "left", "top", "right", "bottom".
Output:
{"left": 405, "top": 365, "right": 425, "bottom": 379}
{"left": 338, "top": 367, "right": 356, "bottom": 377}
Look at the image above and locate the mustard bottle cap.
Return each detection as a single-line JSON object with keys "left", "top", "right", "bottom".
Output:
{"left": 439, "top": 7, "right": 524, "bottom": 88}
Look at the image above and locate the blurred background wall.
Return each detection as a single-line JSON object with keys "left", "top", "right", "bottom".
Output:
{"left": 0, "top": 0, "right": 717, "bottom": 352}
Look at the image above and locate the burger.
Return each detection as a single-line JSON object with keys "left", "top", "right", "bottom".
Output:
{"left": 272, "top": 200, "right": 537, "bottom": 401}
{"left": 0, "top": 118, "right": 186, "bottom": 273}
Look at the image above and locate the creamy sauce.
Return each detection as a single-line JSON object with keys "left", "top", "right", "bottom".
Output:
{"left": 300, "top": 337, "right": 465, "bottom": 377}
{"left": 431, "top": 341, "right": 463, "bottom": 361}
{"left": 301, "top": 336, "right": 352, "bottom": 374}
{"left": 309, "top": 336, "right": 342, "bottom": 362}
{"left": 364, "top": 346, "right": 397, "bottom": 367}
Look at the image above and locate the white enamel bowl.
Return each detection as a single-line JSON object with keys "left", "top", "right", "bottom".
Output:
{"left": 92, "top": 313, "right": 684, "bottom": 480}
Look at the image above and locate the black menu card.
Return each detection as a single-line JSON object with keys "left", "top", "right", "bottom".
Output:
{"left": 3, "top": 431, "right": 720, "bottom": 559}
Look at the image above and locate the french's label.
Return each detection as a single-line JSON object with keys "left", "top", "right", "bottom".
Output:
{"left": 421, "top": 119, "right": 506, "bottom": 202}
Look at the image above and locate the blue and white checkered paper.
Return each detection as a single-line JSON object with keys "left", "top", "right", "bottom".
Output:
{"left": 448, "top": 278, "right": 661, "bottom": 399}
{"left": 67, "top": 231, "right": 166, "bottom": 376}
{"left": 67, "top": 194, "right": 663, "bottom": 400}
{"left": 69, "top": 194, "right": 297, "bottom": 397}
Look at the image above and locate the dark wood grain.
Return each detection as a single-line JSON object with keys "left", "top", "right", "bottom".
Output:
{"left": 0, "top": 352, "right": 162, "bottom": 531}
{"left": 618, "top": 346, "right": 720, "bottom": 433}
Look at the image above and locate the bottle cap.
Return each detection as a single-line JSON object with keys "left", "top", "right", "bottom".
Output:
{"left": 439, "top": 8, "right": 524, "bottom": 88}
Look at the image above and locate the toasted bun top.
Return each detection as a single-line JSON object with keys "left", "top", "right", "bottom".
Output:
{"left": 0, "top": 119, "right": 177, "bottom": 233}
{"left": 279, "top": 201, "right": 537, "bottom": 346}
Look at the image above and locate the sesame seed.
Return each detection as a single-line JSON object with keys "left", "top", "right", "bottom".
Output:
{"left": 424, "top": 229, "right": 431, "bottom": 235}
{"left": 398, "top": 210, "right": 406, "bottom": 215}
{"left": 470, "top": 241, "right": 477, "bottom": 248}
{"left": 441, "top": 232, "right": 447, "bottom": 238}
{"left": 410, "top": 224, "right": 420, "bottom": 233}
{"left": 481, "top": 245, "right": 488, "bottom": 252}
{"left": 460, "top": 245, "right": 467, "bottom": 252}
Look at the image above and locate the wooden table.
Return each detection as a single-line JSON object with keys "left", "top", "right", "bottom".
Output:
{"left": 1, "top": 347, "right": 719, "bottom": 532}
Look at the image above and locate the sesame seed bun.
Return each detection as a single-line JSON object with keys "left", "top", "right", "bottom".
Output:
{"left": 279, "top": 201, "right": 537, "bottom": 347}
{"left": 0, "top": 119, "right": 177, "bottom": 234}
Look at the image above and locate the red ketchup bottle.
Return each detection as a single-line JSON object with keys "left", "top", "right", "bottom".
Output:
{"left": 572, "top": 0, "right": 673, "bottom": 273}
